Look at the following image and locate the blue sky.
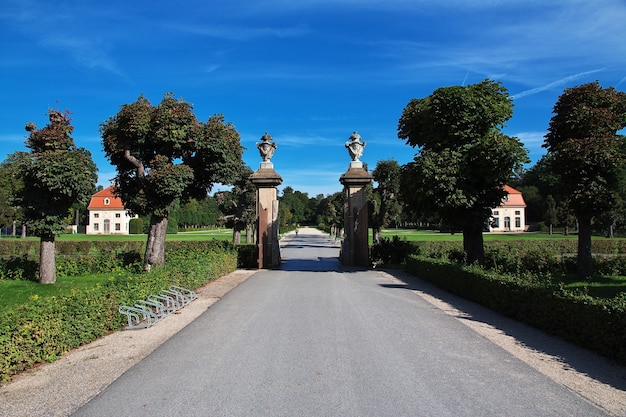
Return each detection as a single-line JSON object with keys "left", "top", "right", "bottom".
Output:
{"left": 2, "top": 0, "right": 626, "bottom": 197}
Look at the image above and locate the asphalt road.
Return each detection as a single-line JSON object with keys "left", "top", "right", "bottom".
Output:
{"left": 72, "top": 229, "right": 610, "bottom": 416}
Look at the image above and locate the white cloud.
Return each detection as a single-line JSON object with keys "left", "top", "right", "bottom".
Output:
{"left": 511, "top": 70, "right": 606, "bottom": 100}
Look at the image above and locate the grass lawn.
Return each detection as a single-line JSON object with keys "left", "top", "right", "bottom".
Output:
{"left": 54, "top": 228, "right": 238, "bottom": 242}
{"left": 0, "top": 273, "right": 111, "bottom": 308}
{"left": 561, "top": 275, "right": 626, "bottom": 299}
{"left": 380, "top": 228, "right": 626, "bottom": 299}
{"left": 380, "top": 229, "right": 582, "bottom": 242}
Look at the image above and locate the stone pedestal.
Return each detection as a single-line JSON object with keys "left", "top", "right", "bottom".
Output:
{"left": 250, "top": 161, "right": 282, "bottom": 268}
{"left": 339, "top": 161, "right": 373, "bottom": 267}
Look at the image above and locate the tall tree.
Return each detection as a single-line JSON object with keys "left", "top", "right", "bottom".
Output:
{"left": 101, "top": 93, "right": 243, "bottom": 269}
{"left": 18, "top": 110, "right": 97, "bottom": 284}
{"left": 398, "top": 79, "right": 528, "bottom": 264}
{"left": 544, "top": 81, "right": 626, "bottom": 279}
{"left": 0, "top": 153, "right": 26, "bottom": 235}
{"left": 372, "top": 159, "right": 402, "bottom": 243}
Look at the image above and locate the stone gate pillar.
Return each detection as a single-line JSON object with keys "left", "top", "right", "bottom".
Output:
{"left": 340, "top": 132, "right": 373, "bottom": 267}
{"left": 250, "top": 133, "right": 282, "bottom": 268}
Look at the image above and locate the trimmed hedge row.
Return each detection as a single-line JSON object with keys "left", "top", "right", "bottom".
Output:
{"left": 405, "top": 256, "right": 626, "bottom": 365}
{"left": 0, "top": 242, "right": 239, "bottom": 383}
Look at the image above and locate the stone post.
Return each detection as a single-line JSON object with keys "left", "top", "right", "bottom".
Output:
{"left": 340, "top": 132, "right": 373, "bottom": 267}
{"left": 250, "top": 133, "right": 283, "bottom": 268}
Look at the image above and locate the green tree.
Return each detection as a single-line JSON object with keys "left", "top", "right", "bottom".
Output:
{"left": 101, "top": 93, "right": 243, "bottom": 269}
{"left": 215, "top": 165, "right": 256, "bottom": 244}
{"left": 398, "top": 79, "right": 528, "bottom": 264}
{"left": 279, "top": 186, "right": 314, "bottom": 225}
{"left": 544, "top": 81, "right": 626, "bottom": 279}
{"left": 18, "top": 110, "right": 97, "bottom": 283}
{"left": 544, "top": 195, "right": 558, "bottom": 234}
{"left": 0, "top": 153, "right": 27, "bottom": 235}
{"left": 372, "top": 159, "right": 402, "bottom": 243}
{"left": 318, "top": 191, "right": 344, "bottom": 237}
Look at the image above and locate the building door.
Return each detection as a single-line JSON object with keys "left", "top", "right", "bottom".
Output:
{"left": 104, "top": 219, "right": 111, "bottom": 233}
{"left": 504, "top": 216, "right": 511, "bottom": 231}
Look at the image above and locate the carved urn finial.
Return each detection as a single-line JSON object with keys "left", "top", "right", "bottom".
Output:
{"left": 345, "top": 131, "right": 365, "bottom": 162}
{"left": 257, "top": 132, "right": 277, "bottom": 162}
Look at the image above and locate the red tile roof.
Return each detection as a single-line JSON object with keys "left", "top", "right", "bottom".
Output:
{"left": 87, "top": 186, "right": 125, "bottom": 210}
{"left": 501, "top": 185, "right": 526, "bottom": 207}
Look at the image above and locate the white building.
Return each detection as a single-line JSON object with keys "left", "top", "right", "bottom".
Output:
{"left": 488, "top": 185, "right": 526, "bottom": 232}
{"left": 86, "top": 186, "right": 137, "bottom": 235}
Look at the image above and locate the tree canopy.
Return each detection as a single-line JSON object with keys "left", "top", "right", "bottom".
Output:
{"left": 101, "top": 93, "right": 244, "bottom": 269}
{"left": 398, "top": 79, "right": 528, "bottom": 263}
{"left": 544, "top": 81, "right": 626, "bottom": 279}
{"left": 371, "top": 159, "right": 402, "bottom": 243}
{"left": 18, "top": 109, "right": 98, "bottom": 283}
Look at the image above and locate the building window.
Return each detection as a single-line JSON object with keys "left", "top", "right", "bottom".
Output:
{"left": 515, "top": 210, "right": 521, "bottom": 215}
{"left": 515, "top": 217, "right": 521, "bottom": 228}
{"left": 94, "top": 213, "right": 99, "bottom": 218}
{"left": 104, "top": 198, "right": 110, "bottom": 206}
{"left": 492, "top": 217, "right": 500, "bottom": 228}
{"left": 493, "top": 210, "right": 499, "bottom": 216}
{"left": 115, "top": 213, "right": 121, "bottom": 218}
{"left": 115, "top": 223, "right": 121, "bottom": 231}
{"left": 93, "top": 223, "right": 99, "bottom": 231}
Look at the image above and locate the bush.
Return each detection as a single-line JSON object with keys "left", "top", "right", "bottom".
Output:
{"left": 371, "top": 236, "right": 416, "bottom": 267}
{"left": 129, "top": 218, "right": 143, "bottom": 234}
{"left": 236, "top": 244, "right": 258, "bottom": 268}
{"left": 0, "top": 242, "right": 238, "bottom": 382}
{"left": 405, "top": 255, "right": 626, "bottom": 365}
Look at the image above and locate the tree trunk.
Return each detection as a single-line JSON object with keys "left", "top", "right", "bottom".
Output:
{"left": 246, "top": 225, "right": 253, "bottom": 244}
{"left": 144, "top": 215, "right": 168, "bottom": 270}
{"left": 39, "top": 235, "right": 56, "bottom": 284}
{"left": 373, "top": 227, "right": 381, "bottom": 245}
{"left": 577, "top": 215, "right": 593, "bottom": 280}
{"left": 463, "top": 227, "right": 484, "bottom": 265}
{"left": 21, "top": 224, "right": 26, "bottom": 239}
{"left": 233, "top": 228, "right": 241, "bottom": 245}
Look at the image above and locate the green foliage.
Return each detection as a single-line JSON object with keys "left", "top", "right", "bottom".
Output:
{"left": 405, "top": 256, "right": 626, "bottom": 365}
{"left": 372, "top": 159, "right": 402, "bottom": 233}
{"left": 544, "top": 82, "right": 626, "bottom": 279}
{"left": 129, "top": 218, "right": 143, "bottom": 234}
{"left": 371, "top": 236, "right": 414, "bottom": 266}
{"left": 18, "top": 110, "right": 98, "bottom": 238}
{"left": 398, "top": 79, "right": 529, "bottom": 263}
{"left": 101, "top": 94, "right": 244, "bottom": 268}
{"left": 235, "top": 244, "right": 257, "bottom": 268}
{"left": 0, "top": 242, "right": 238, "bottom": 382}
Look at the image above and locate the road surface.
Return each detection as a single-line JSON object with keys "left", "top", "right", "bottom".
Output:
{"left": 72, "top": 228, "right": 612, "bottom": 416}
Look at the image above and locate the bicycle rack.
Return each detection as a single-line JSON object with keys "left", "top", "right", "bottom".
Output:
{"left": 118, "top": 286, "right": 198, "bottom": 330}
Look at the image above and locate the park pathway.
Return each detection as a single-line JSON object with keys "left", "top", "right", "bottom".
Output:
{"left": 72, "top": 228, "right": 612, "bottom": 416}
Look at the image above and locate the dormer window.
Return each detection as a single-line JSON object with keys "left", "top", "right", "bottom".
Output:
{"left": 104, "top": 198, "right": 110, "bottom": 206}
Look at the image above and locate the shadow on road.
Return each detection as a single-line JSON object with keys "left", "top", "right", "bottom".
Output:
{"left": 380, "top": 271, "right": 626, "bottom": 393}
{"left": 278, "top": 232, "right": 367, "bottom": 273}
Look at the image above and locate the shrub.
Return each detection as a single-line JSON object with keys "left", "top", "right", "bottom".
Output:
{"left": 0, "top": 242, "right": 238, "bottom": 382}
{"left": 129, "top": 218, "right": 143, "bottom": 234}
{"left": 405, "top": 255, "right": 626, "bottom": 365}
{"left": 371, "top": 236, "right": 416, "bottom": 267}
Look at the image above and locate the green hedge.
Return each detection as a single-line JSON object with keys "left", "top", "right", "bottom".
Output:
{"left": 0, "top": 242, "right": 238, "bottom": 383}
{"left": 405, "top": 256, "right": 626, "bottom": 365}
